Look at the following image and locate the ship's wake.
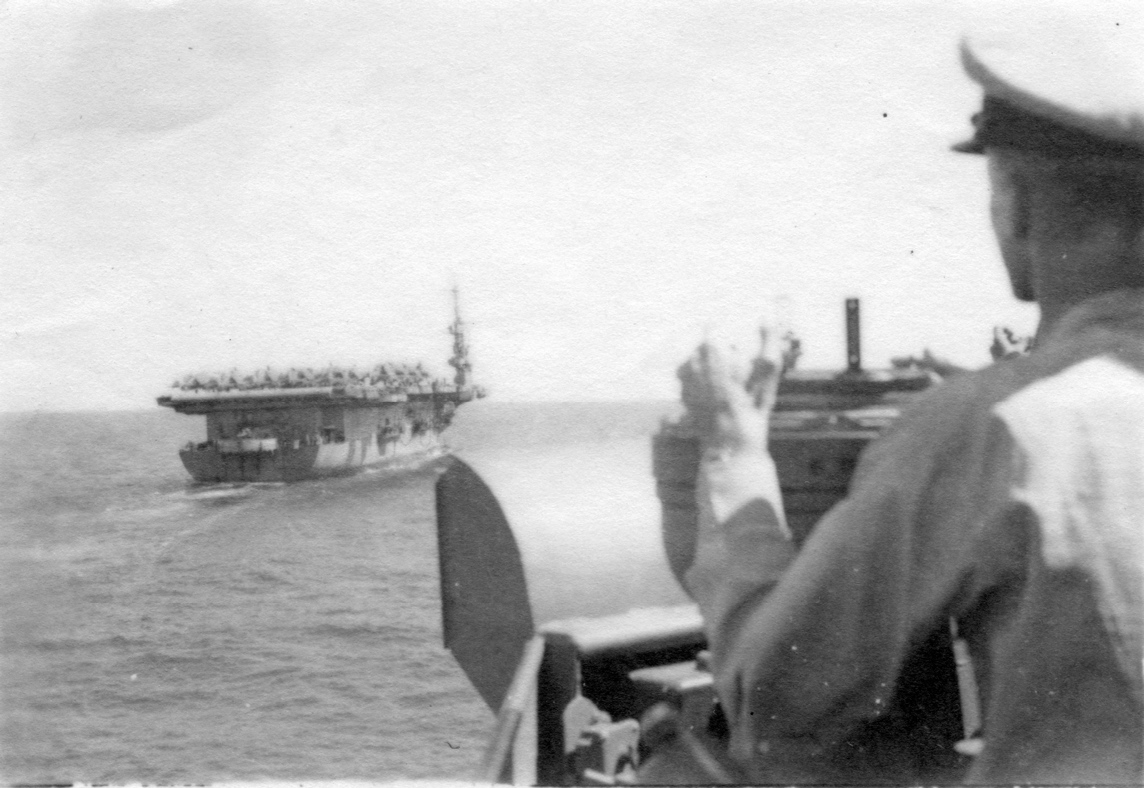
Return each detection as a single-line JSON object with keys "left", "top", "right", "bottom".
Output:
{"left": 178, "top": 484, "right": 259, "bottom": 503}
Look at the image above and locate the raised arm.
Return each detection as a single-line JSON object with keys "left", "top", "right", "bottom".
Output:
{"left": 675, "top": 332, "right": 797, "bottom": 637}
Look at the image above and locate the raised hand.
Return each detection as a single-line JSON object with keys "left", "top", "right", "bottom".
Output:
{"left": 677, "top": 327, "right": 781, "bottom": 458}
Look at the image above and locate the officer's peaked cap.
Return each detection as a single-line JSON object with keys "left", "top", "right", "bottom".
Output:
{"left": 955, "top": 14, "right": 1144, "bottom": 159}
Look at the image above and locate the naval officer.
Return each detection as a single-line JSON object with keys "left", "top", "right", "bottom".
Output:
{"left": 669, "top": 21, "right": 1144, "bottom": 785}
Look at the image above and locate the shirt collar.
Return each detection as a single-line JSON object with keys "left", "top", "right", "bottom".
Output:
{"left": 1042, "top": 288, "right": 1144, "bottom": 348}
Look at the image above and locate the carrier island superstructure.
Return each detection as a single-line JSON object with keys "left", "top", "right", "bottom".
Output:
{"left": 158, "top": 291, "right": 485, "bottom": 483}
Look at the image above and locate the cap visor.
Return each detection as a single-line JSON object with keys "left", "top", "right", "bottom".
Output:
{"left": 951, "top": 136, "right": 985, "bottom": 154}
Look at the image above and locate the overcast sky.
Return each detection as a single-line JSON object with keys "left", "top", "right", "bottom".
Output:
{"left": 6, "top": 0, "right": 1125, "bottom": 411}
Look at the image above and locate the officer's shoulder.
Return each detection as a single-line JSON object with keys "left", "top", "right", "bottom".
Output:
{"left": 884, "top": 361, "right": 1029, "bottom": 445}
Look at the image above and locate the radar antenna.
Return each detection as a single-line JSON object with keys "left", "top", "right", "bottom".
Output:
{"left": 447, "top": 286, "right": 472, "bottom": 387}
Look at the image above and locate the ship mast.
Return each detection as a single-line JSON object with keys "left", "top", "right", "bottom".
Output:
{"left": 447, "top": 286, "right": 472, "bottom": 388}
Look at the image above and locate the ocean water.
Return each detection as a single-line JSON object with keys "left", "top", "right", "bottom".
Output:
{"left": 0, "top": 400, "right": 677, "bottom": 785}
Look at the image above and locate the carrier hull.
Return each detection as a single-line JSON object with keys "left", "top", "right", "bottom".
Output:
{"left": 177, "top": 417, "right": 447, "bottom": 483}
{"left": 162, "top": 389, "right": 477, "bottom": 483}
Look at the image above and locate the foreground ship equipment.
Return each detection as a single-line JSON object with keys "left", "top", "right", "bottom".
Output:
{"left": 436, "top": 300, "right": 959, "bottom": 785}
{"left": 158, "top": 290, "right": 485, "bottom": 483}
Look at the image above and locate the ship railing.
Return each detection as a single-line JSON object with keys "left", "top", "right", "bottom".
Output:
{"left": 478, "top": 635, "right": 546, "bottom": 784}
